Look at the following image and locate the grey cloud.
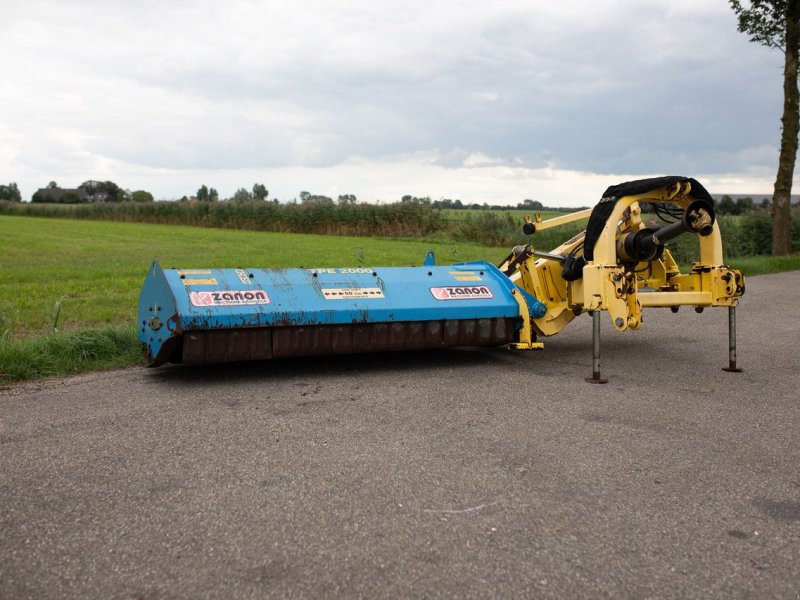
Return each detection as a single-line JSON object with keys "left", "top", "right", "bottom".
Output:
{"left": 0, "top": 0, "right": 791, "bottom": 195}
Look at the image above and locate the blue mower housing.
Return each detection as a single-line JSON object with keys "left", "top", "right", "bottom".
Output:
{"left": 138, "top": 259, "right": 546, "bottom": 366}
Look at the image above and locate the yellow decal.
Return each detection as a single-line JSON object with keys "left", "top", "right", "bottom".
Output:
{"left": 177, "top": 269, "right": 212, "bottom": 275}
{"left": 183, "top": 278, "right": 218, "bottom": 285}
{"left": 448, "top": 270, "right": 482, "bottom": 281}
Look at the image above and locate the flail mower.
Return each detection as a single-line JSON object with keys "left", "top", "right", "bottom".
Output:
{"left": 138, "top": 176, "right": 745, "bottom": 381}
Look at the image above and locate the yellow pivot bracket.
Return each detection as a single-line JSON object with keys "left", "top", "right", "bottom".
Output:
{"left": 508, "top": 287, "right": 544, "bottom": 351}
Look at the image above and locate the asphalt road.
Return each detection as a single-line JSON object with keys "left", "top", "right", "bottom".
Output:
{"left": 2, "top": 271, "right": 799, "bottom": 599}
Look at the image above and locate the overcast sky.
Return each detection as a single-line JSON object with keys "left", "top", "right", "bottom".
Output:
{"left": 0, "top": 0, "right": 789, "bottom": 205}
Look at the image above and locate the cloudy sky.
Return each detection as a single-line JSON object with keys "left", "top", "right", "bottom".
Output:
{"left": 0, "top": 0, "right": 788, "bottom": 205}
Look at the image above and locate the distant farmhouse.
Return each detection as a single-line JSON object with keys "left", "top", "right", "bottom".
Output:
{"left": 32, "top": 187, "right": 89, "bottom": 203}
{"left": 32, "top": 181, "right": 120, "bottom": 203}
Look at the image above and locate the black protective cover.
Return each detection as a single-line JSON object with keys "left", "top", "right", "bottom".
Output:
{"left": 601, "top": 176, "right": 712, "bottom": 203}
{"left": 583, "top": 176, "right": 712, "bottom": 262}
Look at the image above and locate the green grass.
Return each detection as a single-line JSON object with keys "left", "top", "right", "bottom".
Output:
{"left": 1, "top": 214, "right": 797, "bottom": 386}
{"left": 0, "top": 215, "right": 509, "bottom": 337}
{"left": 727, "top": 253, "right": 800, "bottom": 274}
{"left": 0, "top": 215, "right": 510, "bottom": 384}
{"left": 0, "top": 325, "right": 141, "bottom": 384}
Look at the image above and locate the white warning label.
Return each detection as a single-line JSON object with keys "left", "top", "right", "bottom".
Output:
{"left": 235, "top": 269, "right": 252, "bottom": 284}
{"left": 322, "top": 288, "right": 384, "bottom": 299}
{"left": 190, "top": 290, "right": 271, "bottom": 307}
{"left": 430, "top": 286, "right": 494, "bottom": 300}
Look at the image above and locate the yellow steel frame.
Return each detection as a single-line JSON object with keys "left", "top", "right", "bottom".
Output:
{"left": 509, "top": 180, "right": 744, "bottom": 343}
{"left": 508, "top": 287, "right": 545, "bottom": 351}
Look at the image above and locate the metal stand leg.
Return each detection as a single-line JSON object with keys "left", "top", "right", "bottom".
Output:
{"left": 722, "top": 305, "right": 743, "bottom": 373}
{"left": 586, "top": 311, "right": 608, "bottom": 384}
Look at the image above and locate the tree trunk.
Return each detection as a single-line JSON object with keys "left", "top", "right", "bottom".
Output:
{"left": 773, "top": 0, "right": 800, "bottom": 255}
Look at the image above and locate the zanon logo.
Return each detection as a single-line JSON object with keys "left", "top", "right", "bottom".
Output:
{"left": 430, "top": 286, "right": 493, "bottom": 300}
{"left": 190, "top": 290, "right": 271, "bottom": 307}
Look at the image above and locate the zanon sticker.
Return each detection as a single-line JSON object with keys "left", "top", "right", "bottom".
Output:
{"left": 190, "top": 290, "right": 271, "bottom": 307}
{"left": 430, "top": 286, "right": 493, "bottom": 300}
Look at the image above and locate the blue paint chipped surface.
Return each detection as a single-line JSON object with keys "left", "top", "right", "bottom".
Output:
{"left": 138, "top": 259, "right": 544, "bottom": 361}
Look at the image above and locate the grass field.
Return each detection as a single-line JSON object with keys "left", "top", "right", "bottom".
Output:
{"left": 725, "top": 253, "right": 800, "bottom": 274}
{"left": 0, "top": 215, "right": 509, "bottom": 337}
{"left": 1, "top": 214, "right": 798, "bottom": 384}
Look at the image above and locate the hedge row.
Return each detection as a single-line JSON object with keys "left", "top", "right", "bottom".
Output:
{"left": 452, "top": 209, "right": 800, "bottom": 261}
{"left": 1, "top": 200, "right": 797, "bottom": 259}
{"left": 0, "top": 200, "right": 443, "bottom": 238}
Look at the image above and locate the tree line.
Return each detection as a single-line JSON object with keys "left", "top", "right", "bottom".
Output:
{"left": 25, "top": 181, "right": 154, "bottom": 204}
{"left": 4, "top": 178, "right": 560, "bottom": 209}
{"left": 714, "top": 195, "right": 771, "bottom": 215}
{"left": 0, "top": 179, "right": 791, "bottom": 219}
{"left": 188, "top": 183, "right": 269, "bottom": 202}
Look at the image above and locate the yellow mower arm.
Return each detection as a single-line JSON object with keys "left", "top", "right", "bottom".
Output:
{"left": 503, "top": 176, "right": 745, "bottom": 382}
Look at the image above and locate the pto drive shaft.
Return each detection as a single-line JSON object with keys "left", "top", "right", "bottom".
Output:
{"left": 616, "top": 200, "right": 715, "bottom": 263}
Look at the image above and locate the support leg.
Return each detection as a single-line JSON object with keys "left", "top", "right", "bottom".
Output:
{"left": 586, "top": 311, "right": 608, "bottom": 384}
{"left": 722, "top": 305, "right": 743, "bottom": 373}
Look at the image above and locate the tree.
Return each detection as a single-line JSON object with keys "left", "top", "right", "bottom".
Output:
{"left": 519, "top": 199, "right": 544, "bottom": 210}
{"left": 337, "top": 194, "right": 357, "bottom": 205}
{"left": 131, "top": 190, "right": 154, "bottom": 202}
{"left": 79, "top": 180, "right": 124, "bottom": 202}
{"left": 252, "top": 183, "right": 268, "bottom": 201}
{"left": 197, "top": 185, "right": 209, "bottom": 202}
{"left": 47, "top": 181, "right": 58, "bottom": 189}
{"left": 300, "top": 193, "right": 333, "bottom": 205}
{"left": 209, "top": 187, "right": 219, "bottom": 202}
{"left": 0, "top": 182, "right": 22, "bottom": 202}
{"left": 731, "top": 0, "right": 800, "bottom": 255}
{"left": 717, "top": 194, "right": 738, "bottom": 215}
{"left": 736, "top": 196, "right": 755, "bottom": 212}
{"left": 400, "top": 195, "right": 431, "bottom": 204}
{"left": 233, "top": 188, "right": 252, "bottom": 202}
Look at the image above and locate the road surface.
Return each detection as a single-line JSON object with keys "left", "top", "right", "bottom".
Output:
{"left": 2, "top": 271, "right": 799, "bottom": 598}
